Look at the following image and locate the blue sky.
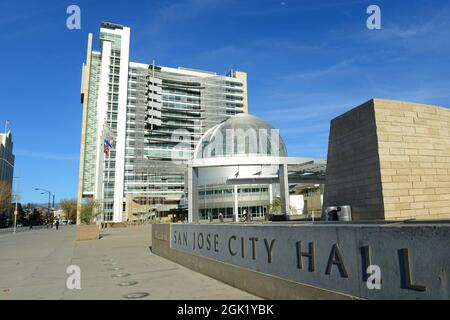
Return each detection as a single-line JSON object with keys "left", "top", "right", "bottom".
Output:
{"left": 1, "top": 0, "right": 450, "bottom": 203}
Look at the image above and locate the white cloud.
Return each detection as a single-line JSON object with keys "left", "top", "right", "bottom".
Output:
{"left": 15, "top": 150, "right": 79, "bottom": 161}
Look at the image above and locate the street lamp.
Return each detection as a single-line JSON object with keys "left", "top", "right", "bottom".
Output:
{"left": 34, "top": 188, "right": 54, "bottom": 216}
{"left": 0, "top": 157, "right": 18, "bottom": 234}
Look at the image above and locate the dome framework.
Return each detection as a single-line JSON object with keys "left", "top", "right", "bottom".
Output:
{"left": 187, "top": 114, "right": 326, "bottom": 223}
{"left": 195, "top": 113, "right": 288, "bottom": 159}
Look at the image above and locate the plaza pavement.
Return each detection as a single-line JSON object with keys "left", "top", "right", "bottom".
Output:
{"left": 0, "top": 224, "right": 259, "bottom": 300}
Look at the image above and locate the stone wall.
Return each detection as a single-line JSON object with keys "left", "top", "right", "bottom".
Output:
{"left": 375, "top": 99, "right": 450, "bottom": 220}
{"left": 152, "top": 222, "right": 450, "bottom": 299}
{"left": 323, "top": 100, "right": 384, "bottom": 220}
{"left": 324, "top": 99, "right": 450, "bottom": 220}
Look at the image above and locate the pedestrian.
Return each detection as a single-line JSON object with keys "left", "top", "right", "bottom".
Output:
{"left": 55, "top": 219, "right": 60, "bottom": 230}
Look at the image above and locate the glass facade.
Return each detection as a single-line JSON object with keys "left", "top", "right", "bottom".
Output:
{"left": 82, "top": 53, "right": 101, "bottom": 194}
{"left": 79, "top": 23, "right": 247, "bottom": 222}
{"left": 123, "top": 65, "right": 246, "bottom": 217}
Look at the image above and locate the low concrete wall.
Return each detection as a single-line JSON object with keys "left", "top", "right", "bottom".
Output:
{"left": 152, "top": 223, "right": 353, "bottom": 299}
{"left": 152, "top": 222, "right": 450, "bottom": 300}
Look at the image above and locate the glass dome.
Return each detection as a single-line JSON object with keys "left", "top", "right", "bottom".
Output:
{"left": 194, "top": 113, "right": 288, "bottom": 159}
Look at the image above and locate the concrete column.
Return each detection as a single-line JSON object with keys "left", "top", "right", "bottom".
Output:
{"left": 279, "top": 163, "right": 290, "bottom": 215}
{"left": 76, "top": 33, "right": 93, "bottom": 225}
{"left": 234, "top": 184, "right": 239, "bottom": 222}
{"left": 188, "top": 166, "right": 199, "bottom": 223}
{"left": 269, "top": 184, "right": 273, "bottom": 204}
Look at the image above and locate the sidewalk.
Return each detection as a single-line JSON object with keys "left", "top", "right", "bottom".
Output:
{"left": 0, "top": 225, "right": 259, "bottom": 300}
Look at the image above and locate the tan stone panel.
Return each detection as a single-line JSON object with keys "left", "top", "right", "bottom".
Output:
{"left": 384, "top": 115, "right": 415, "bottom": 124}
{"left": 400, "top": 209, "right": 429, "bottom": 217}
{"left": 439, "top": 194, "right": 450, "bottom": 201}
{"left": 409, "top": 188, "right": 436, "bottom": 196}
{"left": 392, "top": 176, "right": 409, "bottom": 182}
{"left": 378, "top": 141, "right": 408, "bottom": 148}
{"left": 437, "top": 182, "right": 450, "bottom": 188}
{"left": 381, "top": 155, "right": 410, "bottom": 162}
{"left": 436, "top": 188, "right": 450, "bottom": 194}
{"left": 435, "top": 156, "right": 450, "bottom": 162}
{"left": 380, "top": 169, "right": 396, "bottom": 175}
{"left": 389, "top": 148, "right": 406, "bottom": 155}
{"left": 407, "top": 176, "right": 421, "bottom": 182}
{"left": 380, "top": 161, "right": 392, "bottom": 169}
{"left": 384, "top": 197, "right": 400, "bottom": 204}
{"left": 411, "top": 168, "right": 437, "bottom": 175}
{"left": 396, "top": 168, "right": 412, "bottom": 175}
{"left": 383, "top": 182, "right": 412, "bottom": 190}
{"left": 377, "top": 125, "right": 403, "bottom": 133}
{"left": 418, "top": 149, "right": 444, "bottom": 156}
{"left": 382, "top": 189, "right": 410, "bottom": 197}
{"left": 410, "top": 202, "right": 425, "bottom": 209}
{"left": 420, "top": 175, "right": 439, "bottom": 182}
{"left": 394, "top": 203, "right": 411, "bottom": 210}
{"left": 390, "top": 162, "right": 418, "bottom": 169}
{"left": 404, "top": 149, "right": 419, "bottom": 156}
{"left": 424, "top": 200, "right": 450, "bottom": 208}
{"left": 428, "top": 208, "right": 450, "bottom": 215}
{"left": 378, "top": 148, "right": 390, "bottom": 155}
{"left": 414, "top": 194, "right": 440, "bottom": 202}
{"left": 399, "top": 196, "right": 414, "bottom": 203}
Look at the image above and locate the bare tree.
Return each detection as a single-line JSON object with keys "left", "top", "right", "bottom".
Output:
{"left": 60, "top": 198, "right": 77, "bottom": 222}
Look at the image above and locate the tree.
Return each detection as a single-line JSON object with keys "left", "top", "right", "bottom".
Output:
{"left": 268, "top": 197, "right": 295, "bottom": 218}
{"left": 0, "top": 181, "right": 12, "bottom": 226}
{"left": 0, "top": 181, "right": 12, "bottom": 213}
{"left": 60, "top": 198, "right": 77, "bottom": 223}
{"left": 80, "top": 199, "right": 102, "bottom": 225}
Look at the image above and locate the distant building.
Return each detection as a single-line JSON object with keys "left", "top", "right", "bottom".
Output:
{"left": 77, "top": 22, "right": 248, "bottom": 223}
{"left": 0, "top": 130, "right": 14, "bottom": 187}
{"left": 53, "top": 209, "right": 66, "bottom": 220}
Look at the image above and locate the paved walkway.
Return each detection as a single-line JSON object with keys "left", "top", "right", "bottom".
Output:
{"left": 0, "top": 225, "right": 258, "bottom": 300}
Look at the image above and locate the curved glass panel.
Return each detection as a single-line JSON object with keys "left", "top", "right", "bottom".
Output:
{"left": 195, "top": 113, "right": 288, "bottom": 159}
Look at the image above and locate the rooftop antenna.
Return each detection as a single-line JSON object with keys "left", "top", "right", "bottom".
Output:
{"left": 4, "top": 120, "right": 10, "bottom": 133}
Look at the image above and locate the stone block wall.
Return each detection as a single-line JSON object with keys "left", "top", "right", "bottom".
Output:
{"left": 375, "top": 99, "right": 450, "bottom": 220}
{"left": 323, "top": 100, "right": 384, "bottom": 220}
{"left": 324, "top": 99, "right": 450, "bottom": 220}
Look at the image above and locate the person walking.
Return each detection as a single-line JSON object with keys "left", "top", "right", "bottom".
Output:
{"left": 55, "top": 219, "right": 60, "bottom": 230}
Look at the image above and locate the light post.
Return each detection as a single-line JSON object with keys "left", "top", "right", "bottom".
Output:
{"left": 0, "top": 157, "right": 17, "bottom": 234}
{"left": 34, "top": 188, "right": 54, "bottom": 223}
{"left": 13, "top": 178, "right": 19, "bottom": 234}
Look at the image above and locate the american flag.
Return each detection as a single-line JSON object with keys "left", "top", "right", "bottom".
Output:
{"left": 102, "top": 122, "right": 116, "bottom": 155}
{"left": 104, "top": 138, "right": 113, "bottom": 154}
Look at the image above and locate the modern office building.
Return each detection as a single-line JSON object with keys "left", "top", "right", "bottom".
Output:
{"left": 0, "top": 130, "right": 14, "bottom": 187}
{"left": 77, "top": 22, "right": 248, "bottom": 223}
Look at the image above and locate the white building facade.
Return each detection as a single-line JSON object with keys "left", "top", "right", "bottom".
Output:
{"left": 77, "top": 22, "right": 248, "bottom": 223}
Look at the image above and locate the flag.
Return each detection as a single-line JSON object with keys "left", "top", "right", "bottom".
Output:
{"left": 102, "top": 122, "right": 116, "bottom": 155}
{"left": 104, "top": 138, "right": 113, "bottom": 154}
